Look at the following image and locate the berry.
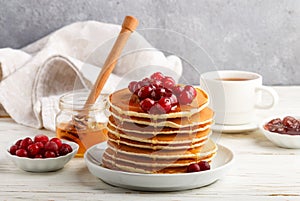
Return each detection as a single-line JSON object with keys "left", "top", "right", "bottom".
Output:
{"left": 35, "top": 141, "right": 44, "bottom": 149}
{"left": 16, "top": 149, "right": 28, "bottom": 157}
{"left": 35, "top": 154, "right": 43, "bottom": 158}
{"left": 34, "top": 134, "right": 49, "bottom": 144}
{"left": 27, "top": 143, "right": 40, "bottom": 156}
{"left": 141, "top": 78, "right": 151, "bottom": 86}
{"left": 187, "top": 163, "right": 201, "bottom": 173}
{"left": 44, "top": 141, "right": 59, "bottom": 152}
{"left": 15, "top": 139, "right": 22, "bottom": 147}
{"left": 140, "top": 98, "right": 155, "bottom": 113}
{"left": 9, "top": 145, "right": 18, "bottom": 155}
{"left": 184, "top": 85, "right": 197, "bottom": 98}
{"left": 198, "top": 161, "right": 210, "bottom": 171}
{"left": 59, "top": 143, "right": 73, "bottom": 156}
{"left": 150, "top": 80, "right": 162, "bottom": 88}
{"left": 19, "top": 137, "right": 33, "bottom": 150}
{"left": 162, "top": 76, "right": 176, "bottom": 88}
{"left": 44, "top": 151, "right": 56, "bottom": 158}
{"left": 157, "top": 97, "right": 172, "bottom": 113}
{"left": 179, "top": 90, "right": 194, "bottom": 105}
{"left": 150, "top": 72, "right": 165, "bottom": 81}
{"left": 172, "top": 85, "right": 184, "bottom": 96}
{"left": 282, "top": 116, "right": 299, "bottom": 129}
{"left": 137, "top": 85, "right": 153, "bottom": 100}
{"left": 128, "top": 81, "right": 137, "bottom": 93}
{"left": 168, "top": 94, "right": 178, "bottom": 106}
{"left": 151, "top": 87, "right": 167, "bottom": 101}
{"left": 50, "top": 138, "right": 63, "bottom": 148}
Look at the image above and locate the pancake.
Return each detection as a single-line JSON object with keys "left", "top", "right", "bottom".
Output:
{"left": 108, "top": 116, "right": 213, "bottom": 134}
{"left": 102, "top": 139, "right": 218, "bottom": 174}
{"left": 107, "top": 132, "right": 209, "bottom": 150}
{"left": 109, "top": 107, "right": 214, "bottom": 128}
{"left": 108, "top": 87, "right": 209, "bottom": 119}
{"left": 107, "top": 123, "right": 212, "bottom": 144}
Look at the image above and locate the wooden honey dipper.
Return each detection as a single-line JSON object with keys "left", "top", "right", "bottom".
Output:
{"left": 84, "top": 15, "right": 139, "bottom": 109}
{"left": 65, "top": 16, "right": 138, "bottom": 131}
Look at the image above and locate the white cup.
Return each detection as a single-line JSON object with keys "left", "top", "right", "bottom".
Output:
{"left": 200, "top": 70, "right": 278, "bottom": 125}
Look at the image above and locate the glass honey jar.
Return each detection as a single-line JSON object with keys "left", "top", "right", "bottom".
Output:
{"left": 56, "top": 90, "right": 108, "bottom": 157}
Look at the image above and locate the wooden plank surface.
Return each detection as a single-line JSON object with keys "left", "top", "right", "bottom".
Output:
{"left": 1, "top": 86, "right": 300, "bottom": 200}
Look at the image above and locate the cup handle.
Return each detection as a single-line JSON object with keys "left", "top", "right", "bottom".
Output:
{"left": 255, "top": 86, "right": 278, "bottom": 109}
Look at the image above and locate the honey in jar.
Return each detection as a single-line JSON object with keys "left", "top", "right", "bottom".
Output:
{"left": 56, "top": 90, "right": 108, "bottom": 157}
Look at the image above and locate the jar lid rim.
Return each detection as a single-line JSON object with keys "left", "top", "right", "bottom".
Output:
{"left": 59, "top": 90, "right": 108, "bottom": 110}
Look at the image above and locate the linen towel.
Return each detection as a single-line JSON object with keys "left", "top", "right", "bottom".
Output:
{"left": 0, "top": 21, "right": 182, "bottom": 131}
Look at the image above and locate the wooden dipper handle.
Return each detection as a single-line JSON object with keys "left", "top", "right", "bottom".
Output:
{"left": 84, "top": 16, "right": 138, "bottom": 108}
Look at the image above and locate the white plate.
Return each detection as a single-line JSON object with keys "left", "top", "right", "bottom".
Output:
{"left": 84, "top": 142, "right": 234, "bottom": 191}
{"left": 212, "top": 122, "right": 258, "bottom": 133}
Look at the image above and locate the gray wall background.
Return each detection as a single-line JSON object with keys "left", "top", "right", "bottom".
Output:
{"left": 0, "top": 0, "right": 299, "bottom": 85}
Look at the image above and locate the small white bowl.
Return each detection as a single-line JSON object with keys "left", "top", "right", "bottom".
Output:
{"left": 259, "top": 115, "right": 300, "bottom": 149}
{"left": 6, "top": 141, "right": 79, "bottom": 172}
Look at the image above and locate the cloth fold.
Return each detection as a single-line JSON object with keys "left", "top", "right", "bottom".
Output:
{"left": 0, "top": 21, "right": 182, "bottom": 131}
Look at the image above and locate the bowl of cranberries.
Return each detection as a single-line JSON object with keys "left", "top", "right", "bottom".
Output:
{"left": 260, "top": 115, "right": 300, "bottom": 148}
{"left": 7, "top": 134, "right": 79, "bottom": 172}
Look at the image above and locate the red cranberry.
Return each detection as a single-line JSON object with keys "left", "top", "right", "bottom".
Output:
{"left": 184, "top": 85, "right": 197, "bottom": 98}
{"left": 16, "top": 149, "right": 28, "bottom": 157}
{"left": 44, "top": 141, "right": 59, "bottom": 152}
{"left": 162, "top": 76, "right": 176, "bottom": 88}
{"left": 128, "top": 81, "right": 137, "bottom": 93}
{"left": 27, "top": 144, "right": 40, "bottom": 156}
{"left": 34, "top": 134, "right": 49, "bottom": 144}
{"left": 59, "top": 143, "right": 73, "bottom": 156}
{"left": 198, "top": 161, "right": 210, "bottom": 171}
{"left": 172, "top": 85, "right": 184, "bottom": 96}
{"left": 187, "top": 163, "right": 201, "bottom": 173}
{"left": 168, "top": 94, "right": 178, "bottom": 106}
{"left": 137, "top": 85, "right": 153, "bottom": 100}
{"left": 19, "top": 137, "right": 33, "bottom": 150}
{"left": 44, "top": 151, "right": 56, "bottom": 158}
{"left": 150, "top": 72, "right": 165, "bottom": 81}
{"left": 132, "top": 81, "right": 143, "bottom": 94}
{"left": 9, "top": 145, "right": 19, "bottom": 155}
{"left": 150, "top": 80, "right": 162, "bottom": 88}
{"left": 157, "top": 97, "right": 172, "bottom": 113}
{"left": 50, "top": 138, "right": 63, "bottom": 148}
{"left": 35, "top": 154, "right": 43, "bottom": 158}
{"left": 151, "top": 87, "right": 167, "bottom": 101}
{"left": 268, "top": 118, "right": 282, "bottom": 126}
{"left": 15, "top": 139, "right": 22, "bottom": 147}
{"left": 179, "top": 90, "right": 194, "bottom": 105}
{"left": 282, "top": 116, "right": 299, "bottom": 129}
{"left": 164, "top": 88, "right": 173, "bottom": 97}
{"left": 141, "top": 77, "right": 151, "bottom": 86}
{"left": 35, "top": 141, "right": 44, "bottom": 149}
{"left": 140, "top": 98, "right": 155, "bottom": 113}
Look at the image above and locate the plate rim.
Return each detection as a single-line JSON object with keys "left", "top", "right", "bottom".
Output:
{"left": 212, "top": 122, "right": 258, "bottom": 133}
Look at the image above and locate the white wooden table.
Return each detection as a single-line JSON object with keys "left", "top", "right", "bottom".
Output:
{"left": 1, "top": 86, "right": 300, "bottom": 200}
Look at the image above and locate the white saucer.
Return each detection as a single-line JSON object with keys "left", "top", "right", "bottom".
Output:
{"left": 212, "top": 122, "right": 258, "bottom": 133}
{"left": 84, "top": 142, "right": 234, "bottom": 191}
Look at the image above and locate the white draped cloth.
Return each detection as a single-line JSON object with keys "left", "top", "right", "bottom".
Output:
{"left": 0, "top": 21, "right": 182, "bottom": 131}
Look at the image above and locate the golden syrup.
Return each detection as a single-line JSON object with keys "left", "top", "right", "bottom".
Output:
{"left": 56, "top": 122, "right": 108, "bottom": 157}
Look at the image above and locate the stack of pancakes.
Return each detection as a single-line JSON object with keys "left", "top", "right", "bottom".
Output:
{"left": 102, "top": 87, "right": 217, "bottom": 173}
